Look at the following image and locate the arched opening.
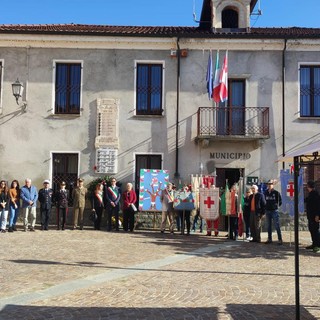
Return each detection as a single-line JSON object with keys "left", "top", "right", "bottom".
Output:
{"left": 222, "top": 8, "right": 239, "bottom": 28}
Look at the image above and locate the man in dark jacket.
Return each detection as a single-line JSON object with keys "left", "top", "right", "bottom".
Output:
{"left": 249, "top": 185, "right": 266, "bottom": 243}
{"left": 55, "top": 181, "right": 69, "bottom": 230}
{"left": 264, "top": 180, "right": 283, "bottom": 245}
{"left": 38, "top": 180, "right": 54, "bottom": 230}
{"left": 104, "top": 177, "right": 121, "bottom": 231}
{"left": 305, "top": 180, "right": 320, "bottom": 253}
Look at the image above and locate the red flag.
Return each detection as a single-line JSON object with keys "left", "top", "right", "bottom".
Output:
{"left": 219, "top": 51, "right": 228, "bottom": 102}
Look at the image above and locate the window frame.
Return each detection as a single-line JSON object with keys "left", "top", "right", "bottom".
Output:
{"left": 299, "top": 63, "right": 320, "bottom": 118}
{"left": 222, "top": 7, "right": 239, "bottom": 28}
{"left": 52, "top": 60, "right": 83, "bottom": 116}
{"left": 133, "top": 153, "right": 163, "bottom": 191}
{"left": 134, "top": 60, "right": 165, "bottom": 116}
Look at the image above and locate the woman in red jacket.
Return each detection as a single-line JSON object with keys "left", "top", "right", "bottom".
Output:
{"left": 122, "top": 182, "right": 137, "bottom": 232}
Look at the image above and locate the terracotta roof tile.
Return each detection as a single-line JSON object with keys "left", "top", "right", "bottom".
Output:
{"left": 0, "top": 24, "right": 319, "bottom": 39}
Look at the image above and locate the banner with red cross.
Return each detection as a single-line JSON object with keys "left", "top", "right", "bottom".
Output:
{"left": 199, "top": 187, "right": 219, "bottom": 220}
{"left": 280, "top": 168, "right": 304, "bottom": 217}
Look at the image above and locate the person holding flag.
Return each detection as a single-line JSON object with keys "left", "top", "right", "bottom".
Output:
{"left": 228, "top": 184, "right": 239, "bottom": 240}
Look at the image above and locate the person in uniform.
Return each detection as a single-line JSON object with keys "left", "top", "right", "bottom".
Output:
{"left": 55, "top": 181, "right": 69, "bottom": 230}
{"left": 38, "top": 180, "right": 54, "bottom": 230}
{"left": 72, "top": 178, "right": 87, "bottom": 230}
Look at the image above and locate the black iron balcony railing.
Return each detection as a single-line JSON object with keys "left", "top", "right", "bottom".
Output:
{"left": 197, "top": 106, "right": 269, "bottom": 139}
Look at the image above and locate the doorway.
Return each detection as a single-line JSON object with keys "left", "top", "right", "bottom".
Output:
{"left": 216, "top": 168, "right": 243, "bottom": 189}
{"left": 52, "top": 152, "right": 79, "bottom": 206}
{"left": 216, "top": 167, "right": 244, "bottom": 231}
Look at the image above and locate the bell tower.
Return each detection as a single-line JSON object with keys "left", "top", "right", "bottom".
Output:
{"left": 199, "top": 0, "right": 257, "bottom": 30}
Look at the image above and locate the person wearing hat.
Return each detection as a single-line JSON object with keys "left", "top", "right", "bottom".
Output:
{"left": 55, "top": 181, "right": 69, "bottom": 230}
{"left": 160, "top": 182, "right": 175, "bottom": 234}
{"left": 264, "top": 179, "right": 283, "bottom": 245}
{"left": 72, "top": 178, "right": 87, "bottom": 230}
{"left": 305, "top": 180, "right": 320, "bottom": 253}
{"left": 38, "top": 180, "right": 54, "bottom": 230}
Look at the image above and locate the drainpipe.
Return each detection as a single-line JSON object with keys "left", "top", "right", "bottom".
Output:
{"left": 282, "top": 38, "right": 287, "bottom": 169}
{"left": 174, "top": 38, "right": 181, "bottom": 181}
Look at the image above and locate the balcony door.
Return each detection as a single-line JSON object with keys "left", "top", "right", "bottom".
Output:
{"left": 217, "top": 79, "right": 245, "bottom": 135}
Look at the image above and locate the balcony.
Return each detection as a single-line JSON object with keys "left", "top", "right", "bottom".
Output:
{"left": 197, "top": 106, "right": 269, "bottom": 142}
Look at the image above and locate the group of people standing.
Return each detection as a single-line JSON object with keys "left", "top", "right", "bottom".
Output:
{"left": 235, "top": 180, "right": 283, "bottom": 244}
{"left": 0, "top": 177, "right": 138, "bottom": 233}
{"left": 1, "top": 176, "right": 319, "bottom": 251}
{"left": 91, "top": 178, "right": 137, "bottom": 232}
{"left": 158, "top": 180, "right": 285, "bottom": 241}
{"left": 160, "top": 182, "right": 192, "bottom": 235}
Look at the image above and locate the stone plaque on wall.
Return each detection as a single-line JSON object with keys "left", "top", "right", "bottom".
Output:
{"left": 95, "top": 148, "right": 118, "bottom": 174}
{"left": 95, "top": 98, "right": 119, "bottom": 149}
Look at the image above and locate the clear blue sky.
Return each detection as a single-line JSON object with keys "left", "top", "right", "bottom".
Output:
{"left": 1, "top": 0, "right": 319, "bottom": 28}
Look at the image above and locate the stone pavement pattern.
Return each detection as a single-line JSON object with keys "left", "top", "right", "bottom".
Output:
{"left": 0, "top": 227, "right": 319, "bottom": 320}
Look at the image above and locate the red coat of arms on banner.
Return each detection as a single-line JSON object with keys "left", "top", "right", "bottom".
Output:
{"left": 286, "top": 181, "right": 294, "bottom": 199}
{"left": 199, "top": 187, "right": 219, "bottom": 220}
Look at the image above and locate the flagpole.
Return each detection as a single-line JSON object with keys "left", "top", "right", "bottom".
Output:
{"left": 293, "top": 156, "right": 300, "bottom": 320}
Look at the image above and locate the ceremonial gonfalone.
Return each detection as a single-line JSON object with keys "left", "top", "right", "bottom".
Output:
{"left": 173, "top": 190, "right": 196, "bottom": 211}
{"left": 199, "top": 187, "right": 219, "bottom": 220}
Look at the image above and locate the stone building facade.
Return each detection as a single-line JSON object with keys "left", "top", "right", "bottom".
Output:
{"left": 0, "top": 0, "right": 319, "bottom": 206}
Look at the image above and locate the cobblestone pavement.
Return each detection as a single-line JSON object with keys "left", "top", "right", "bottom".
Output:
{"left": 0, "top": 226, "right": 319, "bottom": 320}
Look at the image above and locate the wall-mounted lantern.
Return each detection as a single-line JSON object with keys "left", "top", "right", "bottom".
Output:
{"left": 11, "top": 78, "right": 27, "bottom": 112}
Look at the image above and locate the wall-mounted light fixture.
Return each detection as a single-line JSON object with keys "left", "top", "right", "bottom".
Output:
{"left": 11, "top": 78, "right": 27, "bottom": 112}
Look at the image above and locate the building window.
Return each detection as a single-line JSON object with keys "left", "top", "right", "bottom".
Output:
{"left": 222, "top": 8, "right": 239, "bottom": 28}
{"left": 55, "top": 63, "right": 81, "bottom": 114}
{"left": 135, "top": 154, "right": 162, "bottom": 192}
{"left": 300, "top": 66, "right": 320, "bottom": 117}
{"left": 136, "top": 63, "right": 163, "bottom": 115}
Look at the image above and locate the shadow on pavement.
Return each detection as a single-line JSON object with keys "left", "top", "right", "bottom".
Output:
{"left": 125, "top": 230, "right": 318, "bottom": 261}
{"left": 0, "top": 304, "right": 318, "bottom": 320}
